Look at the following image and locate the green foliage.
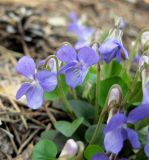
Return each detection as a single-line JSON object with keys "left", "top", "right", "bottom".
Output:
{"left": 98, "top": 76, "right": 128, "bottom": 107}
{"left": 84, "top": 145, "right": 104, "bottom": 160}
{"left": 69, "top": 100, "right": 95, "bottom": 126}
{"left": 31, "top": 139, "right": 57, "bottom": 160}
{"left": 85, "top": 125, "right": 104, "bottom": 146}
{"left": 54, "top": 117, "right": 84, "bottom": 137}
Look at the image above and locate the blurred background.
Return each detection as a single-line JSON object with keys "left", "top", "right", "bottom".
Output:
{"left": 0, "top": 0, "right": 149, "bottom": 159}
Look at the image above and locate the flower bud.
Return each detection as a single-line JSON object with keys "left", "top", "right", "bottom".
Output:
{"left": 59, "top": 139, "right": 78, "bottom": 158}
{"left": 139, "top": 55, "right": 149, "bottom": 71}
{"left": 75, "top": 141, "right": 85, "bottom": 159}
{"left": 108, "top": 85, "right": 122, "bottom": 107}
{"left": 141, "top": 31, "right": 149, "bottom": 50}
{"left": 107, "top": 85, "right": 122, "bottom": 123}
{"left": 139, "top": 55, "right": 149, "bottom": 104}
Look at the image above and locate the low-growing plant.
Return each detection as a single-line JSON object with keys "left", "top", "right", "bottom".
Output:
{"left": 16, "top": 12, "right": 149, "bottom": 160}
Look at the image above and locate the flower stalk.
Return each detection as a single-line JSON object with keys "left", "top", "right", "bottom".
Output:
{"left": 94, "top": 63, "right": 100, "bottom": 122}
{"left": 45, "top": 55, "right": 75, "bottom": 119}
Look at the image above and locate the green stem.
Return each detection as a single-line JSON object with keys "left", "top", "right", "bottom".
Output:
{"left": 72, "top": 88, "right": 78, "bottom": 100}
{"left": 122, "top": 70, "right": 140, "bottom": 108}
{"left": 57, "top": 77, "right": 75, "bottom": 118}
{"left": 94, "top": 64, "right": 100, "bottom": 122}
{"left": 45, "top": 55, "right": 75, "bottom": 119}
{"left": 89, "top": 106, "right": 107, "bottom": 144}
{"left": 90, "top": 95, "right": 109, "bottom": 144}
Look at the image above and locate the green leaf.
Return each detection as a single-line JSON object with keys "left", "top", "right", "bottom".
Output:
{"left": 69, "top": 100, "right": 94, "bottom": 126}
{"left": 84, "top": 145, "right": 104, "bottom": 160}
{"left": 44, "top": 89, "right": 58, "bottom": 101}
{"left": 102, "top": 60, "right": 122, "bottom": 79}
{"left": 102, "top": 60, "right": 131, "bottom": 85}
{"left": 31, "top": 139, "right": 57, "bottom": 160}
{"left": 54, "top": 117, "right": 84, "bottom": 137}
{"left": 45, "top": 75, "right": 68, "bottom": 101}
{"left": 41, "top": 130, "right": 58, "bottom": 140}
{"left": 127, "top": 81, "right": 142, "bottom": 105}
{"left": 85, "top": 125, "right": 104, "bottom": 146}
{"left": 99, "top": 76, "right": 128, "bottom": 107}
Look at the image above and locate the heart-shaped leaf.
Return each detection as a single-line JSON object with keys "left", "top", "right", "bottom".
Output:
{"left": 69, "top": 100, "right": 94, "bottom": 126}
{"left": 54, "top": 117, "right": 84, "bottom": 137}
{"left": 31, "top": 139, "right": 57, "bottom": 160}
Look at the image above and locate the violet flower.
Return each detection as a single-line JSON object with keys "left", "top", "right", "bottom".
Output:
{"left": 57, "top": 45, "right": 99, "bottom": 88}
{"left": 68, "top": 12, "right": 95, "bottom": 49}
{"left": 99, "top": 38, "right": 129, "bottom": 63}
{"left": 92, "top": 153, "right": 109, "bottom": 160}
{"left": 16, "top": 56, "right": 57, "bottom": 109}
{"left": 104, "top": 103, "right": 149, "bottom": 154}
{"left": 91, "top": 153, "right": 127, "bottom": 160}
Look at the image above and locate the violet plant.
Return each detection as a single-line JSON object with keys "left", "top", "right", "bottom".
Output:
{"left": 15, "top": 13, "right": 149, "bottom": 160}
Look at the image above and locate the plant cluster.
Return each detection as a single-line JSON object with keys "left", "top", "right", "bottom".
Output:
{"left": 16, "top": 12, "right": 149, "bottom": 160}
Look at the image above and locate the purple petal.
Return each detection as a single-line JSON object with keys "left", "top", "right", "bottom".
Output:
{"left": 142, "top": 86, "right": 149, "bottom": 104}
{"left": 78, "top": 47, "right": 100, "bottom": 66}
{"left": 36, "top": 71, "right": 57, "bottom": 92}
{"left": 120, "top": 158, "right": 128, "bottom": 160}
{"left": 126, "top": 128, "right": 140, "bottom": 149}
{"left": 59, "top": 62, "right": 77, "bottom": 74}
{"left": 104, "top": 113, "right": 127, "bottom": 133}
{"left": 26, "top": 84, "right": 44, "bottom": 109}
{"left": 120, "top": 44, "right": 129, "bottom": 59}
{"left": 16, "top": 56, "right": 36, "bottom": 79}
{"left": 65, "top": 65, "right": 88, "bottom": 88}
{"left": 99, "top": 39, "right": 119, "bottom": 55}
{"left": 69, "top": 11, "right": 78, "bottom": 22}
{"left": 116, "top": 50, "right": 122, "bottom": 63}
{"left": 16, "top": 82, "right": 32, "bottom": 99}
{"left": 57, "top": 45, "right": 77, "bottom": 63}
{"left": 144, "top": 143, "right": 149, "bottom": 157}
{"left": 104, "top": 128, "right": 124, "bottom": 154}
{"left": 127, "top": 104, "right": 149, "bottom": 123}
{"left": 91, "top": 154, "right": 109, "bottom": 160}
{"left": 75, "top": 40, "right": 89, "bottom": 50}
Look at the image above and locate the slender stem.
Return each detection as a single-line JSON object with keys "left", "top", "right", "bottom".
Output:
{"left": 72, "top": 88, "right": 78, "bottom": 100}
{"left": 90, "top": 96, "right": 109, "bottom": 144}
{"left": 94, "top": 64, "right": 100, "bottom": 122}
{"left": 122, "top": 70, "right": 140, "bottom": 108}
{"left": 89, "top": 108, "right": 107, "bottom": 144}
{"left": 57, "top": 77, "right": 75, "bottom": 118}
{"left": 44, "top": 55, "right": 75, "bottom": 119}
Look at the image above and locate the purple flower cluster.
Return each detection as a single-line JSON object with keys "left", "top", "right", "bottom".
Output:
{"left": 68, "top": 12, "right": 95, "bottom": 49}
{"left": 91, "top": 103, "right": 149, "bottom": 159}
{"left": 57, "top": 45, "right": 99, "bottom": 88}
{"left": 16, "top": 44, "right": 100, "bottom": 108}
{"left": 16, "top": 56, "right": 57, "bottom": 109}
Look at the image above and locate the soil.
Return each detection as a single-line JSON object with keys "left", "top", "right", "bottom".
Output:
{"left": 0, "top": 0, "right": 149, "bottom": 159}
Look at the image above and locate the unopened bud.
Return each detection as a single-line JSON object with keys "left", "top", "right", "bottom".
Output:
{"left": 76, "top": 141, "right": 85, "bottom": 159}
{"left": 59, "top": 139, "right": 78, "bottom": 158}
{"left": 107, "top": 85, "right": 122, "bottom": 123}
{"left": 141, "top": 31, "right": 149, "bottom": 50}
{"left": 139, "top": 55, "right": 149, "bottom": 71}
{"left": 108, "top": 85, "right": 122, "bottom": 107}
{"left": 139, "top": 55, "right": 149, "bottom": 104}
